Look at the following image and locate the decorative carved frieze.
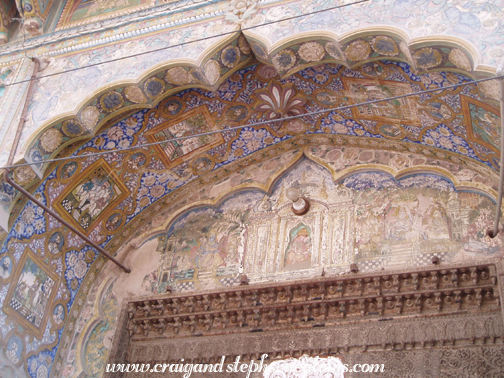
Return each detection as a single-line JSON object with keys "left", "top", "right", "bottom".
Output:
{"left": 104, "top": 263, "right": 504, "bottom": 378}
{"left": 126, "top": 312, "right": 503, "bottom": 364}
{"left": 125, "top": 264, "right": 500, "bottom": 339}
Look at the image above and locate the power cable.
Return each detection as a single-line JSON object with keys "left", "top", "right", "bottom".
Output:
{"left": 2, "top": 74, "right": 502, "bottom": 170}
{"left": 1, "top": 0, "right": 370, "bottom": 88}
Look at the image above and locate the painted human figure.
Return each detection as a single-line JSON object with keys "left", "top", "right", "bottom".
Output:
{"left": 48, "top": 234, "right": 62, "bottom": 254}
{"left": 0, "top": 257, "right": 11, "bottom": 278}
{"left": 106, "top": 215, "right": 121, "bottom": 231}
{"left": 75, "top": 178, "right": 96, "bottom": 211}
{"left": 53, "top": 305, "right": 64, "bottom": 325}
{"left": 285, "top": 228, "right": 312, "bottom": 266}
{"left": 77, "top": 180, "right": 113, "bottom": 218}
{"left": 61, "top": 164, "right": 76, "bottom": 179}
{"left": 28, "top": 277, "right": 42, "bottom": 310}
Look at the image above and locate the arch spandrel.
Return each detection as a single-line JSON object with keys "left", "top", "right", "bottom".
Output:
{"left": 3, "top": 59, "right": 503, "bottom": 236}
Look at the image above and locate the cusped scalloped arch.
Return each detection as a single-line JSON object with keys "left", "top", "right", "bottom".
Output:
{"left": 127, "top": 152, "right": 500, "bottom": 251}
{"left": 22, "top": 28, "right": 492, "bottom": 178}
{"left": 243, "top": 26, "right": 486, "bottom": 79}
{"left": 23, "top": 31, "right": 255, "bottom": 176}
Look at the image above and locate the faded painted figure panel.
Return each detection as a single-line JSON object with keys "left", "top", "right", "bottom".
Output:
{"left": 3, "top": 249, "right": 59, "bottom": 339}
{"left": 141, "top": 159, "right": 503, "bottom": 293}
{"left": 54, "top": 160, "right": 129, "bottom": 232}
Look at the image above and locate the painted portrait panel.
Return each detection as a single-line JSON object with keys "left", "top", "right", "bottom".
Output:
{"left": 52, "top": 304, "right": 65, "bottom": 326}
{"left": 0, "top": 254, "right": 13, "bottom": 279}
{"left": 146, "top": 107, "right": 225, "bottom": 168}
{"left": 60, "top": 161, "right": 78, "bottom": 179}
{"left": 47, "top": 232, "right": 64, "bottom": 255}
{"left": 462, "top": 95, "right": 501, "bottom": 153}
{"left": 126, "top": 152, "right": 147, "bottom": 170}
{"left": 284, "top": 223, "right": 312, "bottom": 270}
{"left": 3, "top": 249, "right": 60, "bottom": 339}
{"left": 342, "top": 77, "right": 421, "bottom": 125}
{"left": 54, "top": 159, "right": 129, "bottom": 233}
{"left": 105, "top": 213, "right": 124, "bottom": 232}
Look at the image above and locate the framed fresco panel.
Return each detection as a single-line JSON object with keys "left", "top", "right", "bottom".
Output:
{"left": 53, "top": 159, "right": 129, "bottom": 233}
{"left": 461, "top": 95, "right": 500, "bottom": 153}
{"left": 342, "top": 77, "right": 421, "bottom": 126}
{"left": 145, "top": 107, "right": 225, "bottom": 169}
{"left": 3, "top": 249, "right": 60, "bottom": 339}
{"left": 56, "top": 0, "right": 161, "bottom": 30}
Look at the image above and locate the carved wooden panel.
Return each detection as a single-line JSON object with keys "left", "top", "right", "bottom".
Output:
{"left": 106, "top": 263, "right": 504, "bottom": 378}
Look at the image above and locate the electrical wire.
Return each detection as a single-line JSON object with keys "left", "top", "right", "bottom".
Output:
{"left": 1, "top": 0, "right": 370, "bottom": 89}
{"left": 2, "top": 74, "right": 503, "bottom": 170}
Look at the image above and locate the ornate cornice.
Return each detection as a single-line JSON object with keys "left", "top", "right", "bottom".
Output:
{"left": 125, "top": 263, "right": 500, "bottom": 341}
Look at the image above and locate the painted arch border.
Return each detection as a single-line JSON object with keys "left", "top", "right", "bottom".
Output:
{"left": 19, "top": 27, "right": 496, "bottom": 177}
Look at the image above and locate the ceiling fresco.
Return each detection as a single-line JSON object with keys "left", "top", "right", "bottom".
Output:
{"left": 17, "top": 32, "right": 488, "bottom": 175}
{"left": 0, "top": 57, "right": 502, "bottom": 377}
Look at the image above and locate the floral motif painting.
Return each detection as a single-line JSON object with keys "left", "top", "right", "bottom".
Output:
{"left": 342, "top": 77, "right": 421, "bottom": 126}
{"left": 5, "top": 334, "right": 23, "bottom": 365}
{"left": 3, "top": 249, "right": 59, "bottom": 339}
{"left": 146, "top": 107, "right": 225, "bottom": 168}
{"left": 54, "top": 159, "right": 129, "bottom": 232}
{"left": 462, "top": 95, "right": 501, "bottom": 153}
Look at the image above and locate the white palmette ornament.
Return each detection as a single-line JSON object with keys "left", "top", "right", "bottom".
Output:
{"left": 263, "top": 356, "right": 345, "bottom": 378}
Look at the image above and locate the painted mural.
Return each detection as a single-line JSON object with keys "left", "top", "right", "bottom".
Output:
{"left": 462, "top": 95, "right": 501, "bottom": 154}
{"left": 56, "top": 0, "right": 157, "bottom": 29}
{"left": 0, "top": 61, "right": 502, "bottom": 378}
{"left": 0, "top": 0, "right": 502, "bottom": 375}
{"left": 136, "top": 159, "right": 503, "bottom": 293}
{"left": 23, "top": 59, "right": 502, "bottom": 182}
{"left": 146, "top": 108, "right": 225, "bottom": 168}
{"left": 0, "top": 0, "right": 500, "bottom": 171}
{"left": 3, "top": 249, "right": 59, "bottom": 339}
{"left": 52, "top": 155, "right": 504, "bottom": 377}
{"left": 342, "top": 78, "right": 421, "bottom": 125}
{"left": 54, "top": 160, "right": 129, "bottom": 232}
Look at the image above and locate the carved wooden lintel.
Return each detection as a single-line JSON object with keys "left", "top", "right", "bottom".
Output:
{"left": 126, "top": 264, "right": 500, "bottom": 339}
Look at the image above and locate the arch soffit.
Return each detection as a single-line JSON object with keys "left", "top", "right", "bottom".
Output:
{"left": 20, "top": 27, "right": 494, "bottom": 177}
